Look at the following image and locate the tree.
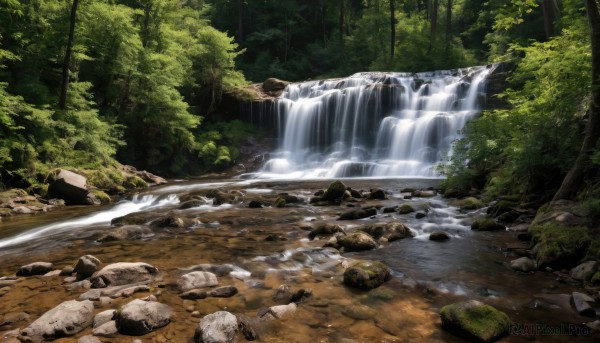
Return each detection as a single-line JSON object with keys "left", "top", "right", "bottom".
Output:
{"left": 553, "top": 0, "right": 600, "bottom": 201}
{"left": 390, "top": 0, "right": 395, "bottom": 58}
{"left": 58, "top": 0, "right": 79, "bottom": 109}
{"left": 445, "top": 0, "right": 452, "bottom": 53}
{"left": 429, "top": 0, "right": 439, "bottom": 51}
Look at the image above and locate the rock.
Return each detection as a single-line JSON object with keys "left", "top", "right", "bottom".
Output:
{"left": 429, "top": 231, "right": 450, "bottom": 241}
{"left": 343, "top": 261, "right": 391, "bottom": 290}
{"left": 93, "top": 310, "right": 115, "bottom": 328}
{"left": 110, "top": 212, "right": 154, "bottom": 226}
{"left": 208, "top": 286, "right": 238, "bottom": 298}
{"left": 412, "top": 190, "right": 436, "bottom": 197}
{"left": 308, "top": 224, "right": 345, "bottom": 240}
{"left": 398, "top": 204, "right": 415, "bottom": 214}
{"left": 570, "top": 261, "right": 598, "bottom": 281}
{"left": 178, "top": 271, "right": 218, "bottom": 292}
{"left": 248, "top": 200, "right": 262, "bottom": 208}
{"left": 93, "top": 320, "right": 118, "bottom": 338}
{"left": 338, "top": 232, "right": 377, "bottom": 252}
{"left": 79, "top": 284, "right": 150, "bottom": 301}
{"left": 60, "top": 266, "right": 74, "bottom": 276}
{"left": 90, "top": 262, "right": 159, "bottom": 288}
{"left": 263, "top": 78, "right": 289, "bottom": 94}
{"left": 194, "top": 311, "right": 238, "bottom": 343}
{"left": 382, "top": 206, "right": 397, "bottom": 213}
{"left": 322, "top": 180, "right": 348, "bottom": 202}
{"left": 471, "top": 218, "right": 505, "bottom": 231}
{"left": 266, "top": 303, "right": 297, "bottom": 319}
{"left": 78, "top": 336, "right": 102, "bottom": 343}
{"left": 342, "top": 304, "right": 377, "bottom": 320}
{"left": 572, "top": 292, "right": 597, "bottom": 317}
{"left": 97, "top": 225, "right": 153, "bottom": 242}
{"left": 180, "top": 289, "right": 208, "bottom": 300}
{"left": 74, "top": 255, "right": 102, "bottom": 277}
{"left": 497, "top": 210, "right": 520, "bottom": 223}
{"left": 17, "top": 262, "right": 54, "bottom": 276}
{"left": 369, "top": 188, "right": 387, "bottom": 200}
{"left": 12, "top": 206, "right": 33, "bottom": 214}
{"left": 274, "top": 197, "right": 286, "bottom": 208}
{"left": 440, "top": 300, "right": 510, "bottom": 343}
{"left": 453, "top": 197, "right": 484, "bottom": 211}
{"left": 179, "top": 200, "right": 206, "bottom": 209}
{"left": 151, "top": 215, "right": 184, "bottom": 228}
{"left": 510, "top": 257, "right": 536, "bottom": 272}
{"left": 115, "top": 299, "right": 171, "bottom": 335}
{"left": 48, "top": 169, "right": 97, "bottom": 205}
{"left": 338, "top": 207, "right": 377, "bottom": 220}
{"left": 20, "top": 300, "right": 94, "bottom": 341}
{"left": 359, "top": 222, "right": 413, "bottom": 242}
{"left": 415, "top": 212, "right": 427, "bottom": 219}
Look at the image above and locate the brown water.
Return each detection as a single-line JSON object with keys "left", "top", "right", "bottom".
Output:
{"left": 0, "top": 178, "right": 597, "bottom": 342}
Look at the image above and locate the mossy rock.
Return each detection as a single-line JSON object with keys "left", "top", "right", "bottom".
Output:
{"left": 429, "top": 231, "right": 450, "bottom": 241}
{"left": 308, "top": 224, "right": 345, "bottom": 240}
{"left": 530, "top": 224, "right": 590, "bottom": 269}
{"left": 398, "top": 204, "right": 415, "bottom": 214}
{"left": 91, "top": 190, "right": 112, "bottom": 205}
{"left": 0, "top": 189, "right": 28, "bottom": 204}
{"left": 440, "top": 300, "right": 510, "bottom": 343}
{"left": 343, "top": 261, "right": 391, "bottom": 290}
{"left": 443, "top": 187, "right": 467, "bottom": 198}
{"left": 368, "top": 188, "right": 387, "bottom": 200}
{"left": 454, "top": 197, "right": 484, "bottom": 211}
{"left": 338, "top": 207, "right": 377, "bottom": 220}
{"left": 274, "top": 197, "right": 286, "bottom": 208}
{"left": 487, "top": 200, "right": 518, "bottom": 217}
{"left": 359, "top": 222, "right": 413, "bottom": 241}
{"left": 338, "top": 232, "right": 377, "bottom": 252}
{"left": 471, "top": 218, "right": 505, "bottom": 231}
{"left": 322, "top": 180, "right": 348, "bottom": 202}
{"left": 497, "top": 210, "right": 520, "bottom": 222}
{"left": 124, "top": 175, "right": 148, "bottom": 190}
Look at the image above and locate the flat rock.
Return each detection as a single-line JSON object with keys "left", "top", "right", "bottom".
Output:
{"left": 90, "top": 262, "right": 159, "bottom": 288}
{"left": 178, "top": 271, "right": 218, "bottom": 292}
{"left": 570, "top": 261, "right": 598, "bottom": 281}
{"left": 79, "top": 284, "right": 150, "bottom": 301}
{"left": 97, "top": 225, "right": 153, "bottom": 242}
{"left": 194, "top": 311, "right": 238, "bottom": 343}
{"left": 266, "top": 303, "right": 297, "bottom": 319}
{"left": 510, "top": 257, "right": 536, "bottom": 273}
{"left": 440, "top": 300, "right": 510, "bottom": 343}
{"left": 74, "top": 255, "right": 102, "bottom": 277}
{"left": 93, "top": 310, "right": 115, "bottom": 328}
{"left": 19, "top": 300, "right": 94, "bottom": 341}
{"left": 208, "top": 286, "right": 238, "bottom": 298}
{"left": 180, "top": 289, "right": 208, "bottom": 300}
{"left": 17, "top": 262, "right": 54, "bottom": 276}
{"left": 116, "top": 299, "right": 171, "bottom": 335}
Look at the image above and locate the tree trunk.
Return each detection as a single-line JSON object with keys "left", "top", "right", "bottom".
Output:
{"left": 553, "top": 0, "right": 600, "bottom": 201}
{"left": 445, "top": 0, "right": 452, "bottom": 53}
{"left": 141, "top": 2, "right": 152, "bottom": 48}
{"left": 237, "top": 0, "right": 244, "bottom": 43}
{"left": 390, "top": 0, "right": 395, "bottom": 58}
{"left": 339, "top": 0, "right": 345, "bottom": 63}
{"left": 540, "top": 0, "right": 560, "bottom": 39}
{"left": 58, "top": 0, "right": 79, "bottom": 110}
{"left": 428, "top": 0, "right": 438, "bottom": 52}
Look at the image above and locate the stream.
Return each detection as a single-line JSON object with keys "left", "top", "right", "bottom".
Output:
{"left": 0, "top": 178, "right": 597, "bottom": 342}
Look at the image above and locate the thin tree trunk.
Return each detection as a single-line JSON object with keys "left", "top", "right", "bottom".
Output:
{"left": 540, "top": 0, "right": 560, "bottom": 39}
{"left": 390, "top": 0, "right": 395, "bottom": 59}
{"left": 141, "top": 2, "right": 152, "bottom": 48}
{"left": 428, "top": 0, "right": 438, "bottom": 52}
{"left": 339, "top": 0, "right": 345, "bottom": 63}
{"left": 553, "top": 0, "right": 600, "bottom": 201}
{"left": 445, "top": 0, "right": 452, "bottom": 53}
{"left": 237, "top": 0, "right": 244, "bottom": 43}
{"left": 58, "top": 0, "right": 79, "bottom": 110}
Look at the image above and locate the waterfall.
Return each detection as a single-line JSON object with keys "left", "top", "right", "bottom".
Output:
{"left": 251, "top": 65, "right": 494, "bottom": 179}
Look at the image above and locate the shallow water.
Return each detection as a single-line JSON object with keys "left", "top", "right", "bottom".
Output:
{"left": 0, "top": 178, "right": 597, "bottom": 342}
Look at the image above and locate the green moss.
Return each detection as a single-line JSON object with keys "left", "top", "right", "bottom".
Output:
{"left": 471, "top": 218, "right": 505, "bottom": 231}
{"left": 274, "top": 197, "right": 286, "bottom": 208}
{"left": 0, "top": 189, "right": 27, "bottom": 203}
{"left": 530, "top": 224, "right": 590, "bottom": 269}
{"left": 343, "top": 261, "right": 391, "bottom": 290}
{"left": 591, "top": 271, "right": 600, "bottom": 284}
{"left": 91, "top": 190, "right": 111, "bottom": 205}
{"left": 454, "top": 197, "right": 484, "bottom": 210}
{"left": 124, "top": 175, "right": 148, "bottom": 190}
{"left": 398, "top": 204, "right": 415, "bottom": 214}
{"left": 440, "top": 300, "right": 510, "bottom": 342}
{"left": 322, "top": 180, "right": 348, "bottom": 202}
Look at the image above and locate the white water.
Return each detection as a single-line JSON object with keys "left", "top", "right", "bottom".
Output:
{"left": 255, "top": 65, "right": 494, "bottom": 178}
{"left": 0, "top": 194, "right": 179, "bottom": 249}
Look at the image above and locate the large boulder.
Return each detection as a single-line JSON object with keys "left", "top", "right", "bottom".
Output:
{"left": 16, "top": 262, "right": 53, "bottom": 277}
{"left": 19, "top": 300, "right": 94, "bottom": 341}
{"left": 115, "top": 299, "right": 171, "bottom": 335}
{"left": 440, "top": 300, "right": 510, "bottom": 343}
{"left": 262, "top": 78, "right": 289, "bottom": 96}
{"left": 48, "top": 169, "right": 97, "bottom": 205}
{"left": 338, "top": 232, "right": 377, "bottom": 252}
{"left": 90, "top": 262, "right": 159, "bottom": 288}
{"left": 343, "top": 261, "right": 391, "bottom": 290}
{"left": 74, "top": 255, "right": 102, "bottom": 278}
{"left": 570, "top": 261, "right": 598, "bottom": 281}
{"left": 177, "top": 271, "right": 219, "bottom": 292}
{"left": 322, "top": 180, "right": 348, "bottom": 203}
{"left": 194, "top": 311, "right": 238, "bottom": 343}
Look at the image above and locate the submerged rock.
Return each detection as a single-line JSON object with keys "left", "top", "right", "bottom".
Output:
{"left": 359, "top": 222, "right": 413, "bottom": 242}
{"left": 96, "top": 225, "right": 153, "bottom": 242}
{"left": 115, "top": 299, "right": 171, "bottom": 335}
{"left": 429, "top": 231, "right": 450, "bottom": 241}
{"left": 90, "top": 262, "right": 159, "bottom": 288}
{"left": 343, "top": 261, "right": 391, "bottom": 290}
{"left": 20, "top": 300, "right": 94, "bottom": 341}
{"left": 194, "top": 311, "right": 238, "bottom": 343}
{"left": 509, "top": 257, "right": 536, "bottom": 273}
{"left": 16, "top": 262, "right": 53, "bottom": 276}
{"left": 440, "top": 300, "right": 510, "bottom": 343}
{"left": 398, "top": 204, "right": 415, "bottom": 214}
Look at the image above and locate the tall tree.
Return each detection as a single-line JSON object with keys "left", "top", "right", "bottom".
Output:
{"left": 390, "top": 0, "right": 395, "bottom": 58}
{"left": 429, "top": 0, "right": 439, "bottom": 51}
{"left": 553, "top": 0, "right": 600, "bottom": 201}
{"left": 445, "top": 0, "right": 452, "bottom": 53}
{"left": 340, "top": 0, "right": 345, "bottom": 62}
{"left": 540, "top": 0, "right": 560, "bottom": 39}
{"left": 58, "top": 0, "right": 79, "bottom": 110}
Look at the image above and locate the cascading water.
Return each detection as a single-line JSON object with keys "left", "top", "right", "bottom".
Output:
{"left": 254, "top": 65, "right": 495, "bottom": 179}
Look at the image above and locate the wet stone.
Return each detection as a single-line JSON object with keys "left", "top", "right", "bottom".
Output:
{"left": 16, "top": 262, "right": 53, "bottom": 276}
{"left": 208, "top": 286, "right": 238, "bottom": 298}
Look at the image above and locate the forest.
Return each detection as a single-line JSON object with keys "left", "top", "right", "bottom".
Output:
{"left": 0, "top": 0, "right": 597, "bottom": 207}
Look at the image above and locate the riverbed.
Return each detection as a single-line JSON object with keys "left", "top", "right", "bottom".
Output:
{"left": 0, "top": 178, "right": 597, "bottom": 342}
